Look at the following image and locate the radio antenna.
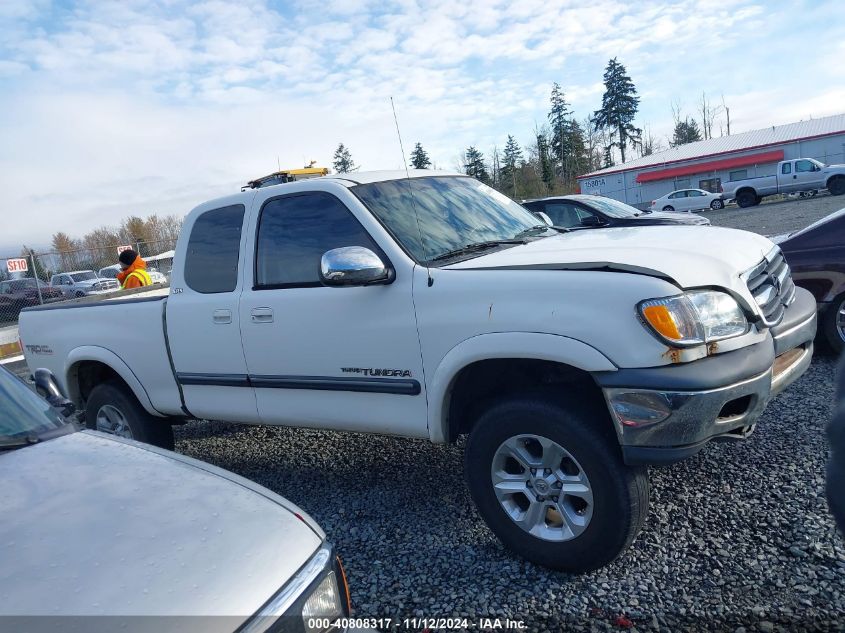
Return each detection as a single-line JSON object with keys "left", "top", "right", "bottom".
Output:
{"left": 390, "top": 96, "right": 432, "bottom": 284}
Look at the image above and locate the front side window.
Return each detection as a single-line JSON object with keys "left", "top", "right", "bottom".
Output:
{"left": 543, "top": 203, "right": 590, "bottom": 228}
{"left": 352, "top": 176, "right": 540, "bottom": 263}
{"left": 184, "top": 204, "right": 245, "bottom": 294}
{"left": 256, "top": 192, "right": 378, "bottom": 287}
{"left": 782, "top": 162, "right": 792, "bottom": 175}
{"left": 795, "top": 160, "right": 815, "bottom": 173}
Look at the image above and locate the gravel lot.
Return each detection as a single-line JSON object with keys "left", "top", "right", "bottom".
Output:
{"left": 169, "top": 194, "right": 845, "bottom": 632}
{"left": 706, "top": 191, "right": 844, "bottom": 238}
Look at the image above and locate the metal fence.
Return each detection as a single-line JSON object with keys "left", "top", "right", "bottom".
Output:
{"left": 0, "top": 239, "right": 176, "bottom": 326}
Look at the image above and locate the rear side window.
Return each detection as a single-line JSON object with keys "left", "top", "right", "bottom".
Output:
{"left": 255, "top": 192, "right": 378, "bottom": 288}
{"left": 184, "top": 204, "right": 245, "bottom": 294}
{"left": 782, "top": 163, "right": 792, "bottom": 175}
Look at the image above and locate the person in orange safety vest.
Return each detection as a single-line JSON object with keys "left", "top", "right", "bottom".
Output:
{"left": 117, "top": 249, "right": 153, "bottom": 289}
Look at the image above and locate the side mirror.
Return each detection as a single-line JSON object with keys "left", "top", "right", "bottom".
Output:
{"left": 32, "top": 368, "right": 76, "bottom": 418}
{"left": 320, "top": 246, "right": 392, "bottom": 287}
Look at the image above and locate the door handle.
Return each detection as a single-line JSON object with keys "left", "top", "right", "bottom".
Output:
{"left": 251, "top": 307, "right": 274, "bottom": 323}
{"left": 793, "top": 175, "right": 797, "bottom": 179}
{"left": 212, "top": 309, "right": 232, "bottom": 324}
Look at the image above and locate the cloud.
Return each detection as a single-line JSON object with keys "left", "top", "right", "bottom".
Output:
{"left": 0, "top": 0, "right": 844, "bottom": 250}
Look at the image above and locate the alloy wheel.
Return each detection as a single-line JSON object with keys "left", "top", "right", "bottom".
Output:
{"left": 95, "top": 404, "right": 134, "bottom": 438}
{"left": 491, "top": 434, "right": 594, "bottom": 542}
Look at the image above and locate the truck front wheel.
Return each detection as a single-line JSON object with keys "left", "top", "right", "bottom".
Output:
{"left": 464, "top": 396, "right": 649, "bottom": 572}
{"left": 822, "top": 294, "right": 845, "bottom": 354}
{"left": 736, "top": 191, "right": 757, "bottom": 208}
{"left": 85, "top": 381, "right": 175, "bottom": 450}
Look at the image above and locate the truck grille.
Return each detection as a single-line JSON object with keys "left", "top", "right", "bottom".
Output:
{"left": 97, "top": 280, "right": 120, "bottom": 291}
{"left": 743, "top": 247, "right": 795, "bottom": 327}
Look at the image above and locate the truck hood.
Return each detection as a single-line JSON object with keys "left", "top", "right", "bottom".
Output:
{"left": 446, "top": 225, "right": 774, "bottom": 290}
{"left": 0, "top": 431, "right": 322, "bottom": 619}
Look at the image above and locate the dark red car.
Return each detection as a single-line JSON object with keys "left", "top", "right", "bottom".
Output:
{"left": 0, "top": 278, "right": 64, "bottom": 319}
{"left": 779, "top": 207, "right": 845, "bottom": 353}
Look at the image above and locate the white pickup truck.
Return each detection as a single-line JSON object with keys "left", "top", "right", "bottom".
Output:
{"left": 722, "top": 158, "right": 845, "bottom": 208}
{"left": 20, "top": 171, "right": 817, "bottom": 572}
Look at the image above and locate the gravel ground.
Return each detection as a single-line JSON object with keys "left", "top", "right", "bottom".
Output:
{"left": 174, "top": 354, "right": 844, "bottom": 632}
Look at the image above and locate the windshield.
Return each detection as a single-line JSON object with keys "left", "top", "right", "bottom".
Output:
{"left": 352, "top": 176, "right": 541, "bottom": 262}
{"left": 99, "top": 267, "right": 119, "bottom": 279}
{"left": 0, "top": 368, "right": 67, "bottom": 440}
{"left": 70, "top": 271, "right": 97, "bottom": 282}
{"left": 578, "top": 196, "right": 642, "bottom": 218}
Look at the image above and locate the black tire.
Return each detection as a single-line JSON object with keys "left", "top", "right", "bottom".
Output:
{"left": 662, "top": 205, "right": 674, "bottom": 212}
{"left": 75, "top": 291, "right": 85, "bottom": 298}
{"left": 829, "top": 177, "right": 845, "bottom": 196}
{"left": 737, "top": 190, "right": 756, "bottom": 208}
{"left": 822, "top": 294, "right": 845, "bottom": 354}
{"left": 710, "top": 199, "right": 724, "bottom": 210}
{"left": 85, "top": 381, "right": 175, "bottom": 450}
{"left": 464, "top": 395, "right": 649, "bottom": 573}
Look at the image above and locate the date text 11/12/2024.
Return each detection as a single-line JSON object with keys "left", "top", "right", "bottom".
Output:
{"left": 307, "top": 617, "right": 527, "bottom": 630}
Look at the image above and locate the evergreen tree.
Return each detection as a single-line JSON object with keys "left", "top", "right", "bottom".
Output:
{"left": 603, "top": 145, "right": 615, "bottom": 169}
{"left": 500, "top": 135, "right": 524, "bottom": 197}
{"left": 409, "top": 142, "right": 431, "bottom": 169}
{"left": 592, "top": 58, "right": 641, "bottom": 163}
{"left": 548, "top": 83, "right": 571, "bottom": 176}
{"left": 332, "top": 143, "right": 357, "bottom": 173}
{"left": 536, "top": 133, "right": 555, "bottom": 192}
{"left": 463, "top": 146, "right": 489, "bottom": 183}
{"left": 670, "top": 118, "right": 703, "bottom": 147}
{"left": 564, "top": 118, "right": 587, "bottom": 182}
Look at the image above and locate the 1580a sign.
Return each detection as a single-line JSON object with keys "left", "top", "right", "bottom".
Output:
{"left": 581, "top": 177, "right": 607, "bottom": 192}
{"left": 6, "top": 258, "right": 28, "bottom": 273}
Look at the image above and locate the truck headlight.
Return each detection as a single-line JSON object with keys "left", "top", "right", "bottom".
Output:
{"left": 639, "top": 290, "right": 748, "bottom": 347}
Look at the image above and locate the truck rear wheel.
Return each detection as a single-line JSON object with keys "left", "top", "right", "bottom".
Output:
{"left": 85, "top": 381, "right": 175, "bottom": 450}
{"left": 464, "top": 395, "right": 649, "bottom": 572}
{"left": 737, "top": 191, "right": 757, "bottom": 208}
{"left": 829, "top": 176, "right": 845, "bottom": 196}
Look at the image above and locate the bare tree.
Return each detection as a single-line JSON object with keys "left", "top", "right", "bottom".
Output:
{"left": 640, "top": 124, "right": 665, "bottom": 157}
{"left": 698, "top": 92, "right": 725, "bottom": 140}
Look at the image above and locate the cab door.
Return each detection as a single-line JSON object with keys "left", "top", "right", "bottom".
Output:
{"left": 238, "top": 186, "right": 428, "bottom": 438}
{"left": 165, "top": 197, "right": 260, "bottom": 422}
{"left": 793, "top": 159, "right": 824, "bottom": 191}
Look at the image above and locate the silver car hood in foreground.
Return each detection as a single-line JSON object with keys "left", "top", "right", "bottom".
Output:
{"left": 0, "top": 431, "right": 322, "bottom": 619}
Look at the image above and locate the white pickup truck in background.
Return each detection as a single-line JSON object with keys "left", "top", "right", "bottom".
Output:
{"left": 722, "top": 158, "right": 845, "bottom": 208}
{"left": 19, "top": 171, "right": 817, "bottom": 572}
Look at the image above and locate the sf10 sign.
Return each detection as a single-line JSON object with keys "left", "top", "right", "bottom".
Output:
{"left": 6, "top": 258, "right": 28, "bottom": 274}
{"left": 117, "top": 245, "right": 133, "bottom": 255}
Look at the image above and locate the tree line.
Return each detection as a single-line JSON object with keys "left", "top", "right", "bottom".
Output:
{"left": 1, "top": 213, "right": 185, "bottom": 281}
{"left": 331, "top": 57, "right": 730, "bottom": 200}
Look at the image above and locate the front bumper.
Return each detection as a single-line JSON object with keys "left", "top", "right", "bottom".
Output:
{"left": 595, "top": 287, "right": 817, "bottom": 465}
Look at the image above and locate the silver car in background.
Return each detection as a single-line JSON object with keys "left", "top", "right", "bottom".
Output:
{"left": 0, "top": 366, "right": 355, "bottom": 633}
{"left": 50, "top": 270, "right": 120, "bottom": 298}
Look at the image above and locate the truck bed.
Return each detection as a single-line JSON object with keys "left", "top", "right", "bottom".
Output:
{"left": 19, "top": 286, "right": 184, "bottom": 417}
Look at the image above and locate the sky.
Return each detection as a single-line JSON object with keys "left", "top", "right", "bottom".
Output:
{"left": 2, "top": 0, "right": 844, "bottom": 252}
